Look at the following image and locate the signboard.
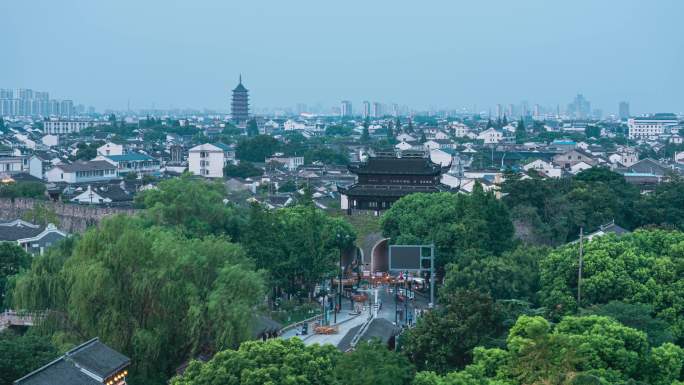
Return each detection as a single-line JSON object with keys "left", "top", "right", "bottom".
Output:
{"left": 389, "top": 245, "right": 434, "bottom": 272}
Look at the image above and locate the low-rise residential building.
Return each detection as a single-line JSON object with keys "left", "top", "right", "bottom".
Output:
{"left": 0, "top": 155, "right": 27, "bottom": 174}
{"left": 477, "top": 128, "right": 504, "bottom": 144}
{"left": 97, "top": 142, "right": 124, "bottom": 156}
{"left": 46, "top": 160, "right": 118, "bottom": 184}
{"left": 96, "top": 153, "right": 161, "bottom": 177}
{"left": 266, "top": 155, "right": 304, "bottom": 171}
{"left": 0, "top": 219, "right": 67, "bottom": 255}
{"left": 188, "top": 143, "right": 234, "bottom": 178}
{"left": 553, "top": 149, "right": 595, "bottom": 170}
{"left": 523, "top": 159, "right": 562, "bottom": 178}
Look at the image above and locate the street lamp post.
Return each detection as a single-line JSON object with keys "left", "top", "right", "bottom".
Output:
{"left": 335, "top": 233, "right": 350, "bottom": 324}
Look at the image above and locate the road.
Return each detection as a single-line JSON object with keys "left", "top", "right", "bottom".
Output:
{"left": 282, "top": 283, "right": 431, "bottom": 348}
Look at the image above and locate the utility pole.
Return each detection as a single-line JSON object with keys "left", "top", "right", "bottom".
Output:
{"left": 577, "top": 227, "right": 584, "bottom": 308}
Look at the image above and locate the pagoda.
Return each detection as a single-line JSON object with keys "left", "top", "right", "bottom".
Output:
{"left": 231, "top": 75, "right": 249, "bottom": 123}
{"left": 339, "top": 150, "right": 452, "bottom": 215}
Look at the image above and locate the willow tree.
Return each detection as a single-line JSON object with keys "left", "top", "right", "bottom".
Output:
{"left": 12, "top": 215, "right": 265, "bottom": 385}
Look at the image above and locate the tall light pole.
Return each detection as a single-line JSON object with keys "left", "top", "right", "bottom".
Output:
{"left": 577, "top": 227, "right": 584, "bottom": 308}
{"left": 335, "top": 233, "right": 350, "bottom": 324}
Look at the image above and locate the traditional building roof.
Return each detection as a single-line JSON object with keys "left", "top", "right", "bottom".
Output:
{"left": 348, "top": 156, "right": 442, "bottom": 176}
{"left": 14, "top": 338, "right": 130, "bottom": 385}
{"left": 0, "top": 219, "right": 44, "bottom": 241}
{"left": 339, "top": 184, "right": 448, "bottom": 197}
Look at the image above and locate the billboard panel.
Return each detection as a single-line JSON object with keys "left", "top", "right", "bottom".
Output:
{"left": 389, "top": 245, "right": 422, "bottom": 271}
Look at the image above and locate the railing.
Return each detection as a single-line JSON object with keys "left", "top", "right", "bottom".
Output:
{"left": 0, "top": 310, "right": 43, "bottom": 330}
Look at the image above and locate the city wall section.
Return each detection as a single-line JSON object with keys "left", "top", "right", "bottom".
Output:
{"left": 0, "top": 198, "right": 137, "bottom": 233}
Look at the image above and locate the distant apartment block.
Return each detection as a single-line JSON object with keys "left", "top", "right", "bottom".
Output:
{"left": 340, "top": 100, "right": 353, "bottom": 117}
{"left": 44, "top": 119, "right": 94, "bottom": 135}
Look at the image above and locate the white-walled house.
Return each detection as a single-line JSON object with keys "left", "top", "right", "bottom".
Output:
{"left": 41, "top": 135, "right": 59, "bottom": 147}
{"left": 97, "top": 142, "right": 124, "bottom": 156}
{"left": 46, "top": 161, "right": 118, "bottom": 184}
{"left": 395, "top": 141, "right": 413, "bottom": 151}
{"left": 28, "top": 155, "right": 43, "bottom": 179}
{"left": 188, "top": 143, "right": 233, "bottom": 178}
{"left": 523, "top": 159, "right": 562, "bottom": 178}
{"left": 477, "top": 128, "right": 504, "bottom": 144}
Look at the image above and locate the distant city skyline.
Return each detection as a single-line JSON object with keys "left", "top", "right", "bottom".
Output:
{"left": 2, "top": 1, "right": 682, "bottom": 114}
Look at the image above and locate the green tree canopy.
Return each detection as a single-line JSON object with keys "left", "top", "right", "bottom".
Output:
{"left": 0, "top": 331, "right": 58, "bottom": 385}
{"left": 416, "top": 315, "right": 684, "bottom": 385}
{"left": 0, "top": 243, "right": 31, "bottom": 307}
{"left": 335, "top": 340, "right": 414, "bottom": 385}
{"left": 236, "top": 135, "right": 280, "bottom": 162}
{"left": 241, "top": 203, "right": 356, "bottom": 297}
{"left": 170, "top": 338, "right": 341, "bottom": 385}
{"left": 224, "top": 161, "right": 263, "bottom": 178}
{"left": 12, "top": 215, "right": 265, "bottom": 384}
{"left": 402, "top": 289, "right": 504, "bottom": 373}
{"left": 539, "top": 229, "right": 684, "bottom": 342}
{"left": 381, "top": 187, "right": 514, "bottom": 271}
{"left": 135, "top": 174, "right": 244, "bottom": 239}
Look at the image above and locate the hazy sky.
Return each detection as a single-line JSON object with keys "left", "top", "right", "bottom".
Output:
{"left": 2, "top": 0, "right": 683, "bottom": 114}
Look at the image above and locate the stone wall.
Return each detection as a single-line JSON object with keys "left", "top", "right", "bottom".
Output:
{"left": 0, "top": 198, "right": 137, "bottom": 233}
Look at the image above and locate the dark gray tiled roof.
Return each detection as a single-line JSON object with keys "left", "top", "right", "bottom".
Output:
{"left": 14, "top": 338, "right": 130, "bottom": 385}
{"left": 14, "top": 358, "right": 101, "bottom": 385}
{"left": 57, "top": 161, "right": 116, "bottom": 173}
{"left": 68, "top": 339, "right": 130, "bottom": 379}
{"left": 0, "top": 220, "right": 44, "bottom": 241}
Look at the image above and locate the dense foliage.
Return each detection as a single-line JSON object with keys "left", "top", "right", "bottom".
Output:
{"left": 0, "top": 331, "right": 58, "bottom": 385}
{"left": 135, "top": 174, "right": 244, "bottom": 239}
{"left": 171, "top": 338, "right": 414, "bottom": 385}
{"left": 503, "top": 168, "right": 684, "bottom": 245}
{"left": 414, "top": 315, "right": 684, "bottom": 385}
{"left": 242, "top": 203, "right": 356, "bottom": 297}
{"left": 381, "top": 185, "right": 514, "bottom": 270}
{"left": 0, "top": 243, "right": 31, "bottom": 307}
{"left": 540, "top": 229, "right": 684, "bottom": 342}
{"left": 0, "top": 181, "right": 46, "bottom": 199}
{"left": 12, "top": 215, "right": 264, "bottom": 384}
{"left": 223, "top": 161, "right": 264, "bottom": 178}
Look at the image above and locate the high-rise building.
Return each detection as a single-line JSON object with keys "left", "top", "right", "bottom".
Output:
{"left": 567, "top": 94, "right": 591, "bottom": 119}
{"left": 619, "top": 101, "right": 630, "bottom": 120}
{"left": 362, "top": 101, "right": 371, "bottom": 119}
{"left": 391, "top": 103, "right": 399, "bottom": 117}
{"left": 231, "top": 75, "right": 249, "bottom": 123}
{"left": 340, "top": 100, "right": 352, "bottom": 117}
{"left": 0, "top": 89, "right": 13, "bottom": 99}
{"left": 60, "top": 100, "right": 74, "bottom": 117}
{"left": 371, "top": 102, "right": 383, "bottom": 118}
{"left": 496, "top": 104, "right": 502, "bottom": 119}
{"left": 533, "top": 104, "right": 541, "bottom": 118}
